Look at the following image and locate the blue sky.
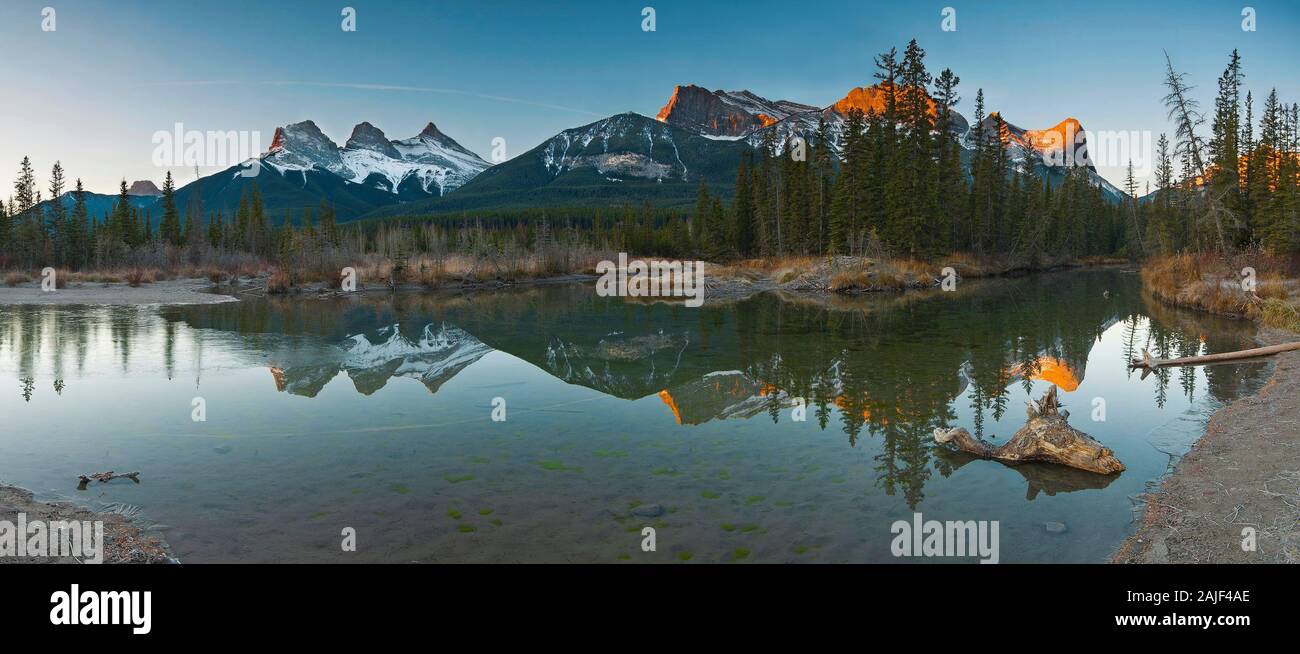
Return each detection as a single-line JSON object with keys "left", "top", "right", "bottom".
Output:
{"left": 1, "top": 0, "right": 1297, "bottom": 196}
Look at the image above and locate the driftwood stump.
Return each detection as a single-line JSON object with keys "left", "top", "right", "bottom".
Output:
{"left": 77, "top": 471, "right": 140, "bottom": 490}
{"left": 932, "top": 387, "right": 1124, "bottom": 475}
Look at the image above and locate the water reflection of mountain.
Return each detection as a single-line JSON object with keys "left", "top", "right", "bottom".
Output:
{"left": 153, "top": 272, "right": 1264, "bottom": 430}
{"left": 269, "top": 323, "right": 492, "bottom": 397}
{"left": 154, "top": 271, "right": 1269, "bottom": 508}
{"left": 4, "top": 270, "right": 1271, "bottom": 509}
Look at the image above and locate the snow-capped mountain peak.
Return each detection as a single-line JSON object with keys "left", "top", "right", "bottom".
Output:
{"left": 261, "top": 119, "right": 490, "bottom": 197}
{"left": 265, "top": 120, "right": 349, "bottom": 176}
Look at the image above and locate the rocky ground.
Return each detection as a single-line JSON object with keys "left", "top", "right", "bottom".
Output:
{"left": 0, "top": 485, "right": 173, "bottom": 564}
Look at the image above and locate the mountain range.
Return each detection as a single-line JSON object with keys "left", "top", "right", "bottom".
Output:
{"left": 43, "top": 82, "right": 1125, "bottom": 224}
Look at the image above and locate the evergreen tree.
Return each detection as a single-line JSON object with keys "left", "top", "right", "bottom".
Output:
{"left": 47, "top": 161, "right": 67, "bottom": 265}
{"left": 732, "top": 155, "right": 755, "bottom": 256}
{"left": 932, "top": 67, "right": 963, "bottom": 252}
{"left": 693, "top": 181, "right": 710, "bottom": 255}
{"left": 70, "top": 179, "right": 89, "bottom": 268}
{"left": 159, "top": 171, "right": 181, "bottom": 246}
{"left": 0, "top": 199, "right": 9, "bottom": 256}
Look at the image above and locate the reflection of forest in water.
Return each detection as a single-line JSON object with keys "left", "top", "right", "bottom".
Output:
{"left": 1, "top": 270, "right": 1268, "bottom": 509}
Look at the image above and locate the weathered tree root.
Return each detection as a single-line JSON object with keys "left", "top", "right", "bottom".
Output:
{"left": 77, "top": 471, "right": 141, "bottom": 490}
{"left": 932, "top": 387, "right": 1125, "bottom": 475}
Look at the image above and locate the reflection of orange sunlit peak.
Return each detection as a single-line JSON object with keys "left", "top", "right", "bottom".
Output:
{"left": 657, "top": 389, "right": 684, "bottom": 425}
{"left": 270, "top": 367, "right": 287, "bottom": 392}
{"left": 832, "top": 395, "right": 878, "bottom": 423}
{"left": 1008, "top": 356, "right": 1080, "bottom": 392}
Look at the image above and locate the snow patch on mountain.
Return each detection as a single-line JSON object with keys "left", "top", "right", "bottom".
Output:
{"left": 540, "top": 113, "right": 689, "bottom": 181}
{"left": 261, "top": 120, "right": 490, "bottom": 197}
{"left": 339, "top": 323, "right": 493, "bottom": 394}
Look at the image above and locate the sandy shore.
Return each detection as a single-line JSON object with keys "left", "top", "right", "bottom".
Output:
{"left": 0, "top": 278, "right": 237, "bottom": 305}
{"left": 1114, "top": 327, "right": 1300, "bottom": 564}
{"left": 0, "top": 485, "right": 173, "bottom": 564}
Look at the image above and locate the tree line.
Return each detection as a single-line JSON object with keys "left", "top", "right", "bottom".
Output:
{"left": 0, "top": 163, "right": 344, "bottom": 270}
{"left": 1141, "top": 49, "right": 1300, "bottom": 255}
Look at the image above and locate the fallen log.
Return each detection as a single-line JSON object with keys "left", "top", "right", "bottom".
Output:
{"left": 77, "top": 471, "right": 140, "bottom": 490}
{"left": 932, "top": 387, "right": 1125, "bottom": 475}
{"left": 1128, "top": 342, "right": 1300, "bottom": 370}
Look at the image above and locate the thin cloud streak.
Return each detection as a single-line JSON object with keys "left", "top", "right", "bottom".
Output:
{"left": 133, "top": 80, "right": 606, "bottom": 117}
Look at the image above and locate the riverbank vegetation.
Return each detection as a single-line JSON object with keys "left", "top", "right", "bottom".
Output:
{"left": 1141, "top": 251, "right": 1300, "bottom": 331}
{"left": 1135, "top": 47, "right": 1300, "bottom": 331}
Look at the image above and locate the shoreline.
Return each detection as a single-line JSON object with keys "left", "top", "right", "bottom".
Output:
{"left": 0, "top": 259, "right": 1132, "bottom": 308}
{"left": 0, "top": 278, "right": 238, "bottom": 306}
{"left": 1113, "top": 325, "right": 1300, "bottom": 563}
{"left": 0, "top": 484, "right": 174, "bottom": 564}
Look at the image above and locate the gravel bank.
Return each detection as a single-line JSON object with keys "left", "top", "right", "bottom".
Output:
{"left": 0, "top": 279, "right": 237, "bottom": 306}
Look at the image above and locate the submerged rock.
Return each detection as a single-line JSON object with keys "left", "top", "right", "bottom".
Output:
{"left": 631, "top": 504, "right": 665, "bottom": 518}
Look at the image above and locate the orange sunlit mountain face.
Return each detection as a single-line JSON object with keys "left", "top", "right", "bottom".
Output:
{"left": 832, "top": 82, "right": 938, "bottom": 118}
{"left": 991, "top": 113, "right": 1084, "bottom": 157}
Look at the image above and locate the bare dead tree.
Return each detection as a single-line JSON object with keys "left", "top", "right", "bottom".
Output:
{"left": 1162, "top": 50, "right": 1229, "bottom": 252}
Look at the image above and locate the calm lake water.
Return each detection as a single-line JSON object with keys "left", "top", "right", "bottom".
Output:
{"left": 0, "top": 270, "right": 1272, "bottom": 562}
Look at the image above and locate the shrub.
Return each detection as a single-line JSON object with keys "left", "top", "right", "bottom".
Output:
{"left": 124, "top": 268, "right": 156, "bottom": 287}
{"left": 267, "top": 270, "right": 291, "bottom": 294}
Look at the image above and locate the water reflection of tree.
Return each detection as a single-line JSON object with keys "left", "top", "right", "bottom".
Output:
{"left": 1, "top": 306, "right": 171, "bottom": 401}
{"left": 1126, "top": 294, "right": 1264, "bottom": 409}
{"left": 3, "top": 273, "right": 1274, "bottom": 507}
{"left": 726, "top": 271, "right": 1266, "bottom": 508}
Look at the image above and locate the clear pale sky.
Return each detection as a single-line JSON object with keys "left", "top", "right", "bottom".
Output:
{"left": 1, "top": 0, "right": 1297, "bottom": 197}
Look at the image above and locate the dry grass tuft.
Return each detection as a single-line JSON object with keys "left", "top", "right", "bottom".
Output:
{"left": 124, "top": 268, "right": 156, "bottom": 287}
{"left": 1142, "top": 252, "right": 1300, "bottom": 332}
{"left": 266, "top": 270, "right": 292, "bottom": 294}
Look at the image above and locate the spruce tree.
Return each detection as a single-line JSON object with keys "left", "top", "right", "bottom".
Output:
{"left": 732, "top": 155, "right": 755, "bottom": 256}
{"left": 71, "top": 179, "right": 89, "bottom": 268}
{"left": 693, "top": 181, "right": 710, "bottom": 255}
{"left": 47, "top": 161, "right": 67, "bottom": 265}
{"left": 160, "top": 171, "right": 181, "bottom": 246}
